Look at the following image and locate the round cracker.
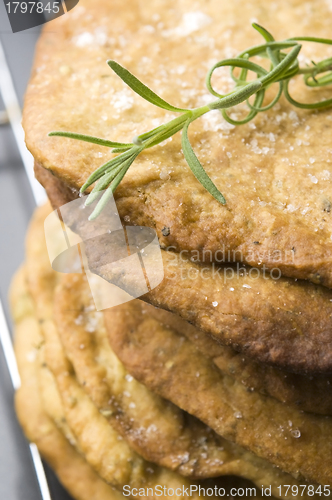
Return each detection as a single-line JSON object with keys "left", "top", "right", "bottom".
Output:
{"left": 54, "top": 271, "right": 243, "bottom": 479}
{"left": 10, "top": 267, "right": 122, "bottom": 500}
{"left": 145, "top": 303, "right": 332, "bottom": 416}
{"left": 105, "top": 299, "right": 332, "bottom": 489}
{"left": 24, "top": 203, "right": 231, "bottom": 499}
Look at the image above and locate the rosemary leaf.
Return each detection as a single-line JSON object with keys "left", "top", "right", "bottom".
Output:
{"left": 107, "top": 60, "right": 188, "bottom": 112}
{"left": 80, "top": 148, "right": 139, "bottom": 192}
{"left": 222, "top": 89, "right": 265, "bottom": 125}
{"left": 207, "top": 59, "right": 266, "bottom": 98}
{"left": 283, "top": 80, "right": 332, "bottom": 109}
{"left": 181, "top": 119, "right": 226, "bottom": 204}
{"left": 111, "top": 146, "right": 132, "bottom": 153}
{"left": 208, "top": 80, "right": 263, "bottom": 110}
{"left": 246, "top": 83, "right": 282, "bottom": 112}
{"left": 84, "top": 163, "right": 125, "bottom": 206}
{"left": 260, "top": 44, "right": 301, "bottom": 86}
{"left": 236, "top": 41, "right": 298, "bottom": 60}
{"left": 48, "top": 131, "right": 132, "bottom": 149}
{"left": 89, "top": 156, "right": 136, "bottom": 220}
{"left": 252, "top": 23, "right": 275, "bottom": 42}
{"left": 289, "top": 36, "right": 332, "bottom": 45}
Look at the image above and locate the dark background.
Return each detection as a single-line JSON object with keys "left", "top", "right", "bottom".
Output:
{"left": 0, "top": 2, "right": 73, "bottom": 498}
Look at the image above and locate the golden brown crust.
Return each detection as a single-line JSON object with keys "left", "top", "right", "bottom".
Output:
{"left": 94, "top": 246, "right": 332, "bottom": 373}
{"left": 105, "top": 299, "right": 332, "bottom": 486}
{"left": 10, "top": 267, "right": 122, "bottom": 500}
{"left": 33, "top": 167, "right": 332, "bottom": 373}
{"left": 24, "top": 0, "right": 332, "bottom": 287}
{"left": 27, "top": 203, "right": 238, "bottom": 480}
{"left": 55, "top": 273, "right": 243, "bottom": 479}
{"left": 23, "top": 203, "right": 238, "bottom": 499}
{"left": 22, "top": 203, "right": 322, "bottom": 495}
{"left": 34, "top": 161, "right": 77, "bottom": 209}
{"left": 25, "top": 202, "right": 308, "bottom": 493}
{"left": 143, "top": 302, "right": 332, "bottom": 415}
{"left": 20, "top": 203, "right": 322, "bottom": 499}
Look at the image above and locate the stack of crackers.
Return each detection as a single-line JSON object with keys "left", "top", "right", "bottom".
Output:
{"left": 10, "top": 0, "right": 332, "bottom": 498}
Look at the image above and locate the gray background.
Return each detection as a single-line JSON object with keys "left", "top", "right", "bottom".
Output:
{"left": 0, "top": 2, "right": 73, "bottom": 498}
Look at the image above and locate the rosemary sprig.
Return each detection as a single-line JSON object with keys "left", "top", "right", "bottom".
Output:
{"left": 49, "top": 23, "right": 332, "bottom": 220}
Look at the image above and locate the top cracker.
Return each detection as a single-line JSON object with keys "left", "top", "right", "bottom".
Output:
{"left": 23, "top": 0, "right": 332, "bottom": 287}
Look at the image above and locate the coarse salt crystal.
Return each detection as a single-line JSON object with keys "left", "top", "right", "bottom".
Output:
{"left": 289, "top": 110, "right": 299, "bottom": 121}
{"left": 308, "top": 174, "right": 318, "bottom": 184}
{"left": 160, "top": 171, "right": 170, "bottom": 180}
{"left": 112, "top": 90, "right": 134, "bottom": 111}
{"left": 163, "top": 11, "right": 212, "bottom": 37}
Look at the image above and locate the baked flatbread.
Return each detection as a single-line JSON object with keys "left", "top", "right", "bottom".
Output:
{"left": 27, "top": 203, "right": 242, "bottom": 479}
{"left": 10, "top": 267, "right": 122, "bottom": 500}
{"left": 141, "top": 301, "right": 332, "bottom": 416}
{"left": 34, "top": 163, "right": 332, "bottom": 374}
{"left": 55, "top": 271, "right": 316, "bottom": 494}
{"left": 25, "top": 0, "right": 332, "bottom": 288}
{"left": 55, "top": 273, "right": 241, "bottom": 479}
{"left": 93, "top": 244, "right": 332, "bottom": 373}
{"left": 23, "top": 202, "right": 318, "bottom": 499}
{"left": 105, "top": 298, "right": 332, "bottom": 486}
{"left": 24, "top": 203, "right": 249, "bottom": 499}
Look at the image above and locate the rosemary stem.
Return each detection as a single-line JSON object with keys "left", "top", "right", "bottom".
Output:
{"left": 141, "top": 113, "right": 191, "bottom": 149}
{"left": 298, "top": 64, "right": 332, "bottom": 75}
{"left": 135, "top": 106, "right": 210, "bottom": 152}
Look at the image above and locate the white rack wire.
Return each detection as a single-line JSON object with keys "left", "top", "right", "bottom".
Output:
{"left": 0, "top": 38, "right": 52, "bottom": 500}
